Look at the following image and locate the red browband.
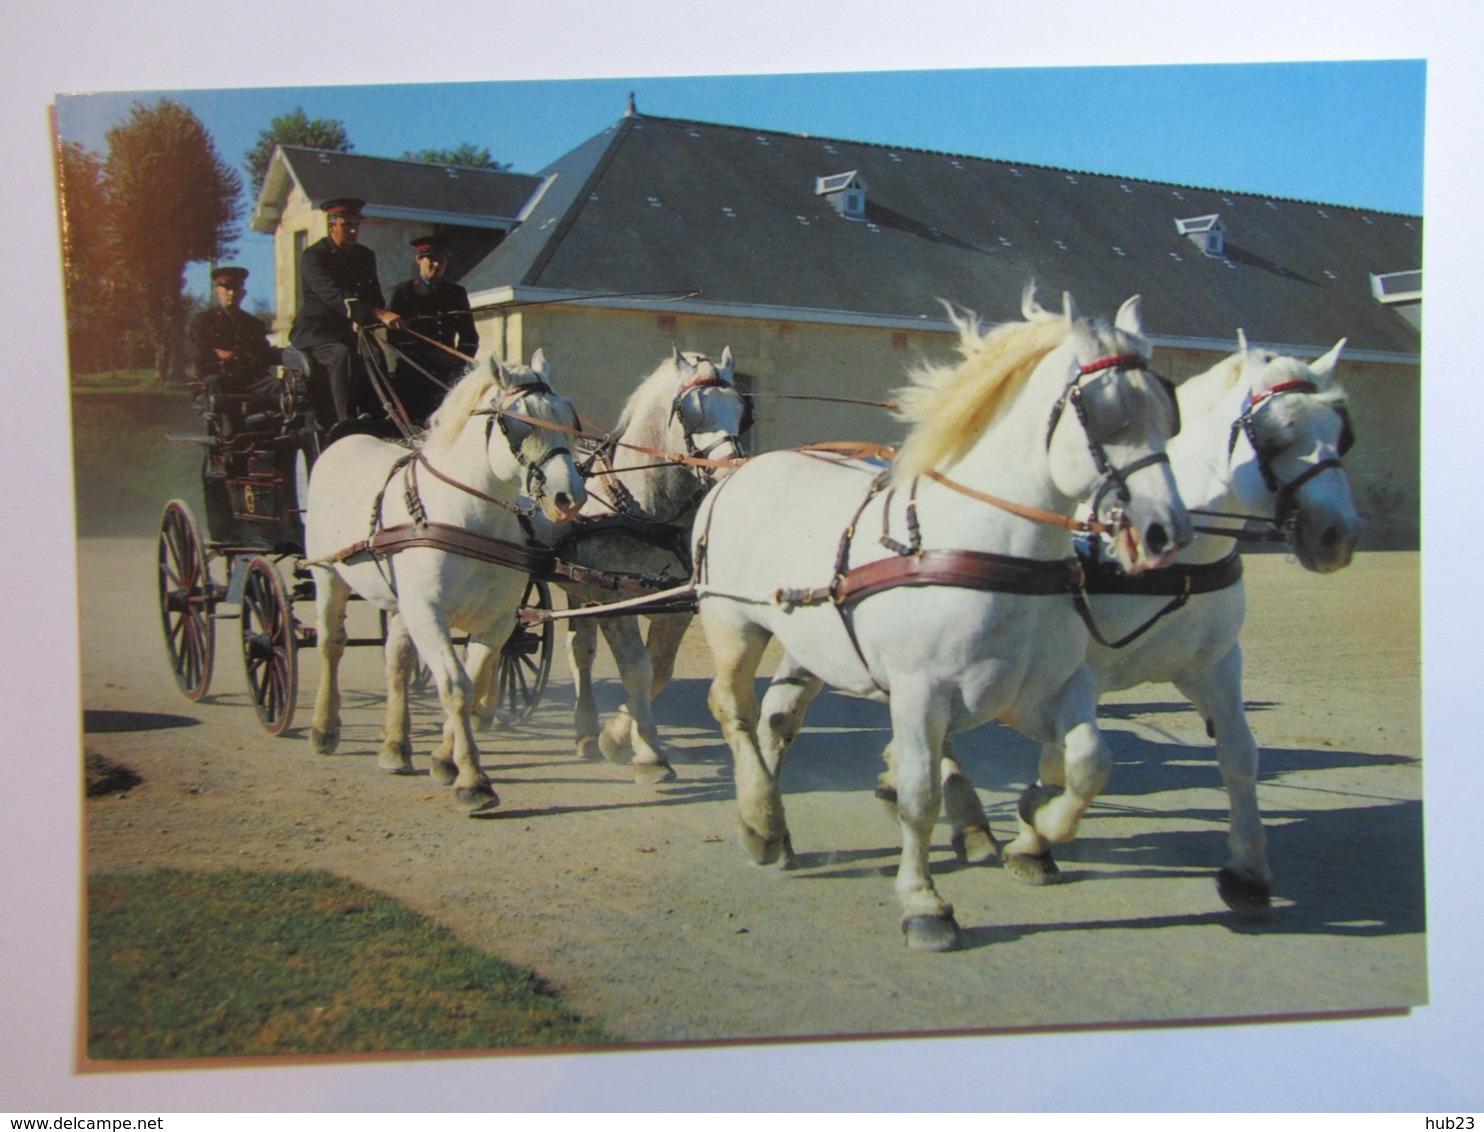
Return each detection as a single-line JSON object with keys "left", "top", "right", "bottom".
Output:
{"left": 1078, "top": 353, "right": 1145, "bottom": 376}
{"left": 1246, "top": 379, "right": 1318, "bottom": 410}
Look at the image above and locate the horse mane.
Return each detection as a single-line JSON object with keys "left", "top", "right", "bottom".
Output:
{"left": 1178, "top": 351, "right": 1248, "bottom": 423}
{"left": 891, "top": 301, "right": 1072, "bottom": 482}
{"left": 613, "top": 351, "right": 729, "bottom": 439}
{"left": 421, "top": 363, "right": 500, "bottom": 453}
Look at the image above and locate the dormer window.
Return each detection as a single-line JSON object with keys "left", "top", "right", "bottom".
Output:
{"left": 815, "top": 171, "right": 867, "bottom": 220}
{"left": 1370, "top": 269, "right": 1422, "bottom": 304}
{"left": 1175, "top": 213, "right": 1225, "bottom": 257}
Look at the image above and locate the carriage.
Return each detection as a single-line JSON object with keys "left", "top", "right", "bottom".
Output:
{"left": 155, "top": 343, "right": 557, "bottom": 737}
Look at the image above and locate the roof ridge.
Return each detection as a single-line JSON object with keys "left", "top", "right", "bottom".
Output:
{"left": 631, "top": 113, "right": 1419, "bottom": 219}
{"left": 521, "top": 115, "right": 639, "bottom": 287}
{"left": 278, "top": 144, "right": 536, "bottom": 179}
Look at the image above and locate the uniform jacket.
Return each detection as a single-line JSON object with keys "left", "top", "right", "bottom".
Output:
{"left": 289, "top": 237, "right": 386, "bottom": 349}
{"left": 188, "top": 304, "right": 281, "bottom": 390}
{"left": 387, "top": 276, "right": 479, "bottom": 377}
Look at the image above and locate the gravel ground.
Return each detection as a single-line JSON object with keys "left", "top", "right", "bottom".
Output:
{"left": 80, "top": 533, "right": 1423, "bottom": 1047}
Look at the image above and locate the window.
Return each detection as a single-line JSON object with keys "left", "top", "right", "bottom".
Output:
{"left": 1174, "top": 214, "right": 1225, "bottom": 257}
{"left": 815, "top": 171, "right": 867, "bottom": 220}
{"left": 1370, "top": 270, "right": 1422, "bottom": 304}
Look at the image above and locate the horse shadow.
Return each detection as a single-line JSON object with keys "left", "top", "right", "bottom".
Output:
{"left": 953, "top": 794, "right": 1426, "bottom": 949}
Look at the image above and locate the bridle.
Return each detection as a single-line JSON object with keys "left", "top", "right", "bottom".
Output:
{"left": 587, "top": 370, "right": 747, "bottom": 528}
{"left": 476, "top": 380, "right": 579, "bottom": 504}
{"left": 1226, "top": 379, "right": 1352, "bottom": 530}
{"left": 669, "top": 372, "right": 745, "bottom": 473}
{"left": 1046, "top": 352, "right": 1182, "bottom": 532}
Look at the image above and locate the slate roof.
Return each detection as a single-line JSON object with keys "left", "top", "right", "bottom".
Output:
{"left": 460, "top": 114, "right": 1422, "bottom": 358}
{"left": 254, "top": 146, "right": 545, "bottom": 229}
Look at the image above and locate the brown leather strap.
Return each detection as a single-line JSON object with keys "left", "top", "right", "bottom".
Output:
{"left": 1081, "top": 549, "right": 1243, "bottom": 596}
{"left": 836, "top": 548, "right": 1085, "bottom": 607}
{"left": 329, "top": 521, "right": 556, "bottom": 576}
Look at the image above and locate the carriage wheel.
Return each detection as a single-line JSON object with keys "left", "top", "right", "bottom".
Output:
{"left": 157, "top": 499, "right": 216, "bottom": 701}
{"left": 240, "top": 556, "right": 298, "bottom": 735}
{"left": 492, "top": 577, "right": 554, "bottom": 725}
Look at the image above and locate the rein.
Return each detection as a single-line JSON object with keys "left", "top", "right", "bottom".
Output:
{"left": 792, "top": 443, "right": 1111, "bottom": 535}
{"left": 412, "top": 452, "right": 527, "bottom": 514}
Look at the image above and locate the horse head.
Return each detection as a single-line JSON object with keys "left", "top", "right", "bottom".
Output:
{"left": 1042, "top": 291, "right": 1191, "bottom": 573}
{"left": 665, "top": 345, "right": 747, "bottom": 479}
{"left": 1231, "top": 332, "right": 1360, "bottom": 572}
{"left": 488, "top": 349, "right": 588, "bottom": 522}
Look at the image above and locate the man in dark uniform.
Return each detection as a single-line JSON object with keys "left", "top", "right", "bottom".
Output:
{"left": 188, "top": 265, "right": 282, "bottom": 430}
{"left": 288, "top": 197, "right": 402, "bottom": 426}
{"left": 386, "top": 234, "right": 480, "bottom": 426}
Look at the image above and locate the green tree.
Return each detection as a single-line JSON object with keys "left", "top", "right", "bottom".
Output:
{"left": 244, "top": 107, "right": 353, "bottom": 198}
{"left": 104, "top": 99, "right": 241, "bottom": 384}
{"left": 401, "top": 143, "right": 511, "bottom": 172}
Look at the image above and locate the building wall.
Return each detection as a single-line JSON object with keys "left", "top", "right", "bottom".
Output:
{"left": 1333, "top": 357, "right": 1419, "bottom": 550}
{"left": 468, "top": 303, "right": 1419, "bottom": 550}
{"left": 475, "top": 304, "right": 957, "bottom": 454}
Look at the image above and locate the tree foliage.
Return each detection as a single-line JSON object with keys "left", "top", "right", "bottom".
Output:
{"left": 401, "top": 143, "right": 511, "bottom": 172}
{"left": 244, "top": 107, "right": 353, "bottom": 197}
{"left": 103, "top": 99, "right": 242, "bottom": 383}
{"left": 57, "top": 140, "right": 130, "bottom": 372}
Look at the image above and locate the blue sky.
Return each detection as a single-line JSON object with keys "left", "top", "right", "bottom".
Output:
{"left": 54, "top": 59, "right": 1424, "bottom": 303}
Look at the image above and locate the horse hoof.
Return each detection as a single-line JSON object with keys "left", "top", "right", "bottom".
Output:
{"left": 952, "top": 825, "right": 1001, "bottom": 865}
{"left": 377, "top": 748, "right": 415, "bottom": 775}
{"left": 632, "top": 759, "right": 677, "bottom": 786}
{"left": 1004, "top": 850, "right": 1062, "bottom": 886}
{"left": 456, "top": 784, "right": 500, "bottom": 813}
{"left": 575, "top": 736, "right": 603, "bottom": 762}
{"left": 738, "top": 821, "right": 785, "bottom": 867}
{"left": 428, "top": 758, "right": 457, "bottom": 787}
{"left": 1217, "top": 868, "right": 1273, "bottom": 920}
{"left": 902, "top": 913, "right": 962, "bottom": 952}
{"left": 597, "top": 729, "right": 633, "bottom": 765}
{"left": 309, "top": 728, "right": 339, "bottom": 756}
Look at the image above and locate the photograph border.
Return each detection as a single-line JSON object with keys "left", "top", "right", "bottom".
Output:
{"left": 3, "top": 0, "right": 1476, "bottom": 1112}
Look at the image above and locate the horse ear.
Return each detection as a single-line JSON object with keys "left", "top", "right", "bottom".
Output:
{"left": 1114, "top": 295, "right": 1143, "bottom": 337}
{"left": 1019, "top": 284, "right": 1042, "bottom": 321}
{"left": 1310, "top": 338, "right": 1347, "bottom": 381}
{"left": 1062, "top": 292, "right": 1080, "bottom": 325}
{"left": 1237, "top": 328, "right": 1250, "bottom": 355}
{"left": 490, "top": 355, "right": 510, "bottom": 387}
{"left": 719, "top": 346, "right": 734, "bottom": 380}
{"left": 530, "top": 348, "right": 549, "bottom": 382}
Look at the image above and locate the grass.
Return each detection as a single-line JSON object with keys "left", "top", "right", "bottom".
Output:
{"left": 70, "top": 369, "right": 181, "bottom": 395}
{"left": 87, "top": 868, "right": 612, "bottom": 1060}
{"left": 70, "top": 385, "right": 207, "bottom": 537}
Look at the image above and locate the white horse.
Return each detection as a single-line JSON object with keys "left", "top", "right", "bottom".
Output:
{"left": 304, "top": 349, "right": 587, "bottom": 812}
{"left": 873, "top": 333, "right": 1360, "bottom": 916}
{"left": 693, "top": 291, "right": 1192, "bottom": 950}
{"left": 520, "top": 346, "right": 746, "bottom": 784}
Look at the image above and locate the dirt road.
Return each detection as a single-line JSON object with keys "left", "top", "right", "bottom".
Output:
{"left": 80, "top": 528, "right": 1423, "bottom": 1046}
